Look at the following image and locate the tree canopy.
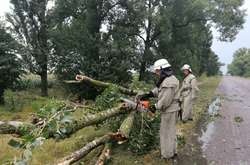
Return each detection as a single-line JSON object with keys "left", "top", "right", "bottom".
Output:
{"left": 7, "top": 0, "right": 51, "bottom": 96}
{"left": 0, "top": 25, "right": 23, "bottom": 104}
{"left": 3, "top": 0, "right": 246, "bottom": 94}
{"left": 228, "top": 48, "right": 250, "bottom": 77}
{"left": 48, "top": 0, "right": 245, "bottom": 82}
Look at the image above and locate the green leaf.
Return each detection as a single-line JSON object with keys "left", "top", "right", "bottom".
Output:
{"left": 8, "top": 139, "right": 21, "bottom": 148}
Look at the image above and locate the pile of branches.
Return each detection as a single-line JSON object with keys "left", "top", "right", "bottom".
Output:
{"left": 1, "top": 75, "right": 160, "bottom": 165}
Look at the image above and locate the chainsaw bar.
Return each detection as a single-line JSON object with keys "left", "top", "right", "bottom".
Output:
{"left": 120, "top": 97, "right": 149, "bottom": 112}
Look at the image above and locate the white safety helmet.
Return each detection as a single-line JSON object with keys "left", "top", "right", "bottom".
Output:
{"left": 181, "top": 64, "right": 192, "bottom": 72}
{"left": 153, "top": 59, "right": 171, "bottom": 71}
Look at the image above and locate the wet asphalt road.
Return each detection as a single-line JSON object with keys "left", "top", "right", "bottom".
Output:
{"left": 203, "top": 76, "right": 250, "bottom": 165}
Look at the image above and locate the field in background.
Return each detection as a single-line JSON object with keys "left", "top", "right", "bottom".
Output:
{"left": 0, "top": 75, "right": 221, "bottom": 164}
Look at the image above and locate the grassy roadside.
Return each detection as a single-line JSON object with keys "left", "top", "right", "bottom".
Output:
{"left": 175, "top": 76, "right": 222, "bottom": 164}
{"left": 106, "top": 76, "right": 222, "bottom": 165}
{"left": 0, "top": 76, "right": 221, "bottom": 165}
{"left": 177, "top": 76, "right": 222, "bottom": 139}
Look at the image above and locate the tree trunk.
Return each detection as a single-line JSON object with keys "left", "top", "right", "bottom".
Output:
{"left": 56, "top": 110, "right": 135, "bottom": 165}
{"left": 0, "top": 103, "right": 133, "bottom": 137}
{"left": 39, "top": 0, "right": 49, "bottom": 97}
{"left": 139, "top": 41, "right": 152, "bottom": 81}
{"left": 139, "top": 61, "right": 146, "bottom": 81}
{"left": 0, "top": 88, "right": 4, "bottom": 104}
{"left": 1, "top": 99, "right": 139, "bottom": 138}
{"left": 95, "top": 143, "right": 112, "bottom": 165}
{"left": 0, "top": 121, "right": 33, "bottom": 135}
{"left": 64, "top": 75, "right": 138, "bottom": 95}
{"left": 57, "top": 134, "right": 112, "bottom": 165}
{"left": 139, "top": 1, "right": 153, "bottom": 81}
{"left": 63, "top": 104, "right": 131, "bottom": 137}
{"left": 118, "top": 111, "right": 136, "bottom": 139}
{"left": 40, "top": 69, "right": 48, "bottom": 97}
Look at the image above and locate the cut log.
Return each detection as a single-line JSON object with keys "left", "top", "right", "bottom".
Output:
{"left": 64, "top": 75, "right": 138, "bottom": 95}
{"left": 57, "top": 134, "right": 112, "bottom": 165}
{"left": 118, "top": 111, "right": 136, "bottom": 139}
{"left": 0, "top": 121, "right": 33, "bottom": 135}
{"left": 95, "top": 143, "right": 112, "bottom": 165}
{"left": 56, "top": 110, "right": 136, "bottom": 165}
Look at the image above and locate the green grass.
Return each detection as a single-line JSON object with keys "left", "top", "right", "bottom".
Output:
{"left": 0, "top": 76, "right": 221, "bottom": 165}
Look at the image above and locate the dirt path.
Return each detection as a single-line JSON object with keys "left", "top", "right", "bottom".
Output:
{"left": 203, "top": 76, "right": 250, "bottom": 165}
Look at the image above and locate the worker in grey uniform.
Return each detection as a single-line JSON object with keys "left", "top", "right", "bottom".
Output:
{"left": 136, "top": 59, "right": 180, "bottom": 160}
{"left": 179, "top": 64, "right": 199, "bottom": 122}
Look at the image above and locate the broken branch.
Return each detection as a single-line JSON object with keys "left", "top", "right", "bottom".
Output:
{"left": 64, "top": 75, "right": 138, "bottom": 95}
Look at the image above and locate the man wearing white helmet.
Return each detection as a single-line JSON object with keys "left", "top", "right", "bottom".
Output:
{"left": 179, "top": 64, "right": 199, "bottom": 122}
{"left": 136, "top": 59, "right": 180, "bottom": 160}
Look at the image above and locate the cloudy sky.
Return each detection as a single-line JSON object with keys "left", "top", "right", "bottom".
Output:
{"left": 1, "top": 0, "right": 250, "bottom": 73}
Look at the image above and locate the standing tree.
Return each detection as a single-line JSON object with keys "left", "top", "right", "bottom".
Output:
{"left": 49, "top": 0, "right": 245, "bottom": 84}
{"left": 205, "top": 51, "right": 224, "bottom": 76}
{"left": 50, "top": 0, "right": 138, "bottom": 84}
{"left": 6, "top": 0, "right": 50, "bottom": 96}
{"left": 228, "top": 48, "right": 250, "bottom": 77}
{"left": 0, "top": 25, "right": 23, "bottom": 104}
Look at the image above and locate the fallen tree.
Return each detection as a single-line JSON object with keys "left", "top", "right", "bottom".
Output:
{"left": 0, "top": 103, "right": 132, "bottom": 137}
{"left": 56, "top": 111, "right": 136, "bottom": 165}
{"left": 63, "top": 103, "right": 133, "bottom": 137}
{"left": 57, "top": 134, "right": 112, "bottom": 165}
{"left": 118, "top": 111, "right": 136, "bottom": 139}
{"left": 5, "top": 75, "right": 158, "bottom": 164}
{"left": 64, "top": 75, "right": 138, "bottom": 95}
{"left": 0, "top": 121, "right": 33, "bottom": 135}
{"left": 95, "top": 143, "right": 112, "bottom": 165}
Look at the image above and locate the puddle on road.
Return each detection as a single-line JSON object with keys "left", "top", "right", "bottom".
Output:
{"left": 208, "top": 97, "right": 221, "bottom": 116}
{"left": 199, "top": 97, "right": 221, "bottom": 153}
{"left": 199, "top": 121, "right": 215, "bottom": 151}
{"left": 176, "top": 97, "right": 222, "bottom": 165}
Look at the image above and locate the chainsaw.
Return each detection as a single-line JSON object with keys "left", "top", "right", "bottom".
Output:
{"left": 120, "top": 97, "right": 153, "bottom": 114}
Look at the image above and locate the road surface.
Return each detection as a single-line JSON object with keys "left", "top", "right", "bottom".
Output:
{"left": 204, "top": 76, "right": 250, "bottom": 165}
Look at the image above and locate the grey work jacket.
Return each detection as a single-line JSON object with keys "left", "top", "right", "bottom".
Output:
{"left": 180, "top": 73, "right": 199, "bottom": 100}
{"left": 151, "top": 75, "right": 180, "bottom": 113}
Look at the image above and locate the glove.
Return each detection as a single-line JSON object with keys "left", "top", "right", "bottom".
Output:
{"left": 149, "top": 104, "right": 157, "bottom": 113}
{"left": 135, "top": 91, "right": 154, "bottom": 101}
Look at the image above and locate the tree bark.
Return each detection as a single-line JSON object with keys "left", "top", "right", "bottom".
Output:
{"left": 40, "top": 69, "right": 48, "bottom": 97}
{"left": 139, "top": 60, "right": 146, "bottom": 81}
{"left": 0, "top": 88, "right": 4, "bottom": 104}
{"left": 41, "top": 0, "right": 49, "bottom": 97}
{"left": 139, "top": 0, "right": 154, "bottom": 81}
{"left": 0, "top": 121, "right": 33, "bottom": 135}
{"left": 64, "top": 75, "right": 138, "bottom": 95}
{"left": 118, "top": 111, "right": 136, "bottom": 139}
{"left": 64, "top": 104, "right": 131, "bottom": 137}
{"left": 0, "top": 103, "right": 133, "bottom": 137}
{"left": 0, "top": 98, "right": 140, "bottom": 138}
{"left": 95, "top": 143, "right": 112, "bottom": 165}
{"left": 56, "top": 109, "right": 136, "bottom": 165}
{"left": 57, "top": 134, "right": 111, "bottom": 165}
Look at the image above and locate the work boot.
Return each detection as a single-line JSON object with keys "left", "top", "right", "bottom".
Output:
{"left": 161, "top": 153, "right": 178, "bottom": 160}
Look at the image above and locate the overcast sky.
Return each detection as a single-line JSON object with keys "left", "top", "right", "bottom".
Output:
{"left": 1, "top": 0, "right": 250, "bottom": 74}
